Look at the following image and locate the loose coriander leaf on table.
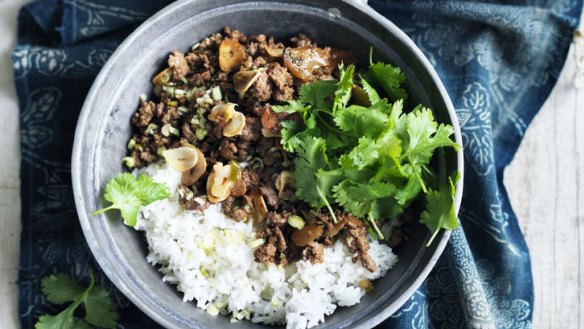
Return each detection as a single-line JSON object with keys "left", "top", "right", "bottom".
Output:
{"left": 36, "top": 314, "right": 91, "bottom": 329}
{"left": 83, "top": 286, "right": 120, "bottom": 329}
{"left": 41, "top": 274, "right": 85, "bottom": 305}
{"left": 93, "top": 172, "right": 170, "bottom": 227}
{"left": 36, "top": 273, "right": 119, "bottom": 329}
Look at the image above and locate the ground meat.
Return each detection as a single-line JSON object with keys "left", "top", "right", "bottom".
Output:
{"left": 260, "top": 185, "right": 279, "bottom": 208}
{"left": 181, "top": 121, "right": 197, "bottom": 142}
{"left": 241, "top": 169, "right": 259, "bottom": 190}
{"left": 250, "top": 72, "right": 272, "bottom": 102}
{"left": 218, "top": 139, "right": 237, "bottom": 160}
{"left": 241, "top": 116, "right": 261, "bottom": 141}
{"left": 168, "top": 51, "right": 190, "bottom": 81}
{"left": 267, "top": 211, "right": 289, "bottom": 227}
{"left": 341, "top": 213, "right": 376, "bottom": 272}
{"left": 131, "top": 100, "right": 155, "bottom": 128}
{"left": 254, "top": 244, "right": 276, "bottom": 263}
{"left": 160, "top": 106, "right": 180, "bottom": 124}
{"left": 267, "top": 62, "right": 294, "bottom": 101}
{"left": 301, "top": 241, "right": 324, "bottom": 264}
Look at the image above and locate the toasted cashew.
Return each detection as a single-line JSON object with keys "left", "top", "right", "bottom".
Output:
{"left": 206, "top": 162, "right": 235, "bottom": 203}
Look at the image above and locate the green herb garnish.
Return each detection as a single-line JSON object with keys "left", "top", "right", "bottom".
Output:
{"left": 35, "top": 273, "right": 119, "bottom": 329}
{"left": 273, "top": 58, "right": 460, "bottom": 245}
{"left": 93, "top": 173, "right": 170, "bottom": 226}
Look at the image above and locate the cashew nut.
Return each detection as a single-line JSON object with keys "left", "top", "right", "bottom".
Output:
{"left": 206, "top": 162, "right": 235, "bottom": 203}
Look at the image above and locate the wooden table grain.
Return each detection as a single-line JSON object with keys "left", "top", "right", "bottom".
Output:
{"left": 0, "top": 1, "right": 582, "bottom": 328}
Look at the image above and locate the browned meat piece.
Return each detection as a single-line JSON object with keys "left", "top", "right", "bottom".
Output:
{"left": 301, "top": 241, "right": 324, "bottom": 264}
{"left": 267, "top": 62, "right": 294, "bottom": 101}
{"left": 359, "top": 251, "right": 376, "bottom": 272}
{"left": 254, "top": 244, "right": 276, "bottom": 263}
{"left": 341, "top": 213, "right": 376, "bottom": 272}
{"left": 168, "top": 51, "right": 190, "bottom": 81}
{"left": 272, "top": 227, "right": 287, "bottom": 252}
{"left": 222, "top": 197, "right": 248, "bottom": 222}
{"left": 160, "top": 106, "right": 180, "bottom": 124}
{"left": 249, "top": 71, "right": 272, "bottom": 102}
{"left": 218, "top": 139, "right": 237, "bottom": 160}
{"left": 267, "top": 211, "right": 289, "bottom": 227}
{"left": 131, "top": 100, "right": 155, "bottom": 128}
{"left": 139, "top": 150, "right": 157, "bottom": 163}
{"left": 290, "top": 34, "right": 314, "bottom": 47}
{"left": 241, "top": 169, "right": 259, "bottom": 190}
{"left": 181, "top": 121, "right": 197, "bottom": 142}
{"left": 241, "top": 116, "right": 261, "bottom": 141}
{"left": 260, "top": 185, "right": 279, "bottom": 208}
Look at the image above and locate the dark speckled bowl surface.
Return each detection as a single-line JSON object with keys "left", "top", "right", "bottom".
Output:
{"left": 71, "top": 0, "right": 464, "bottom": 328}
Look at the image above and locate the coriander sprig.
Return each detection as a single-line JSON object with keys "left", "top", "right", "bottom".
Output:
{"left": 36, "top": 272, "right": 119, "bottom": 329}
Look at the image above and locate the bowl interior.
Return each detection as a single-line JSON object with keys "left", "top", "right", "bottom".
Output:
{"left": 73, "top": 1, "right": 462, "bottom": 328}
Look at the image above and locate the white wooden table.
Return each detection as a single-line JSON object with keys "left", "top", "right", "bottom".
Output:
{"left": 0, "top": 1, "right": 582, "bottom": 328}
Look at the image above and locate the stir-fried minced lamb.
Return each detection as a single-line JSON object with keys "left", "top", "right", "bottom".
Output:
{"left": 125, "top": 27, "right": 407, "bottom": 271}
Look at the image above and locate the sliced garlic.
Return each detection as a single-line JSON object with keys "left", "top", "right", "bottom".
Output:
{"left": 162, "top": 147, "right": 198, "bottom": 172}
{"left": 180, "top": 146, "right": 207, "bottom": 186}
{"left": 223, "top": 112, "right": 246, "bottom": 137}
{"left": 265, "top": 45, "right": 284, "bottom": 58}
{"left": 208, "top": 103, "right": 237, "bottom": 125}
{"left": 233, "top": 70, "right": 261, "bottom": 98}
{"left": 219, "top": 38, "right": 246, "bottom": 73}
{"left": 152, "top": 68, "right": 171, "bottom": 85}
{"left": 275, "top": 171, "right": 294, "bottom": 198}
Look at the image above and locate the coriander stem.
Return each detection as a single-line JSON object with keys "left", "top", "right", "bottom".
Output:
{"left": 317, "top": 186, "right": 338, "bottom": 223}
{"left": 92, "top": 205, "right": 115, "bottom": 216}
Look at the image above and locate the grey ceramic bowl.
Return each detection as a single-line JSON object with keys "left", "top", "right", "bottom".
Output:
{"left": 72, "top": 0, "right": 464, "bottom": 328}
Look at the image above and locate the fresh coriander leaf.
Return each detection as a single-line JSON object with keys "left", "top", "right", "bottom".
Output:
{"left": 84, "top": 286, "right": 119, "bottom": 329}
{"left": 400, "top": 106, "right": 459, "bottom": 170}
{"left": 36, "top": 312, "right": 91, "bottom": 329}
{"left": 342, "top": 136, "right": 380, "bottom": 170}
{"left": 333, "top": 64, "right": 355, "bottom": 112}
{"left": 420, "top": 176, "right": 458, "bottom": 246}
{"left": 299, "top": 80, "right": 337, "bottom": 110}
{"left": 359, "top": 75, "right": 380, "bottom": 105}
{"left": 333, "top": 180, "right": 397, "bottom": 218}
{"left": 280, "top": 120, "right": 304, "bottom": 152}
{"left": 293, "top": 136, "right": 341, "bottom": 222}
{"left": 93, "top": 173, "right": 170, "bottom": 227}
{"left": 41, "top": 274, "right": 85, "bottom": 305}
{"left": 135, "top": 174, "right": 172, "bottom": 205}
{"left": 36, "top": 273, "right": 119, "bottom": 329}
{"left": 272, "top": 100, "right": 308, "bottom": 114}
{"left": 363, "top": 62, "right": 407, "bottom": 101}
{"left": 333, "top": 104, "right": 388, "bottom": 138}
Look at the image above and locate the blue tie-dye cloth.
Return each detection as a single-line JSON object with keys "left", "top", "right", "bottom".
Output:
{"left": 14, "top": 0, "right": 582, "bottom": 328}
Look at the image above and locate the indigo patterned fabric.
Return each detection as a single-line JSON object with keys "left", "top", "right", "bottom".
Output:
{"left": 14, "top": 1, "right": 582, "bottom": 328}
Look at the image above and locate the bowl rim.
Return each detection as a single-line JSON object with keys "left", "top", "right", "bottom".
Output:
{"left": 71, "top": 0, "right": 464, "bottom": 328}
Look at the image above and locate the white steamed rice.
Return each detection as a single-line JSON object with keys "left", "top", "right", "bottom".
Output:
{"left": 135, "top": 164, "right": 398, "bottom": 329}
